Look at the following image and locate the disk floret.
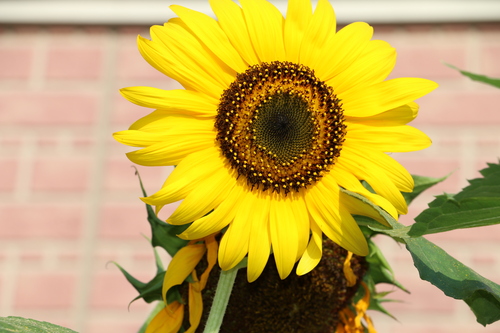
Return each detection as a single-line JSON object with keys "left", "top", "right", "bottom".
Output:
{"left": 215, "top": 61, "right": 346, "bottom": 194}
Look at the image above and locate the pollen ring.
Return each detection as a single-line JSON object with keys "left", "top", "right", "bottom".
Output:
{"left": 215, "top": 61, "right": 346, "bottom": 194}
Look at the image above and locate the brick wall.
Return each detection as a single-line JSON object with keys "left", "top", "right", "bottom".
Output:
{"left": 0, "top": 23, "right": 499, "bottom": 333}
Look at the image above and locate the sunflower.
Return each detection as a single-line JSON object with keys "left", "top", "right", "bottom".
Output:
{"left": 114, "top": 0, "right": 437, "bottom": 282}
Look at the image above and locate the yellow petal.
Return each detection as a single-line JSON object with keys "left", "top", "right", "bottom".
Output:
{"left": 327, "top": 40, "right": 396, "bottom": 93}
{"left": 296, "top": 220, "right": 323, "bottom": 275}
{"left": 218, "top": 189, "right": 254, "bottom": 271}
{"left": 186, "top": 280, "right": 203, "bottom": 333}
{"left": 313, "top": 22, "right": 373, "bottom": 82}
{"left": 150, "top": 22, "right": 236, "bottom": 91}
{"left": 247, "top": 193, "right": 272, "bottom": 282}
{"left": 178, "top": 184, "right": 244, "bottom": 240}
{"left": 167, "top": 167, "right": 235, "bottom": 225}
{"left": 199, "top": 235, "right": 219, "bottom": 290}
{"left": 113, "top": 130, "right": 167, "bottom": 148}
{"left": 162, "top": 243, "right": 206, "bottom": 303}
{"left": 337, "top": 149, "right": 408, "bottom": 214}
{"left": 305, "top": 181, "right": 368, "bottom": 256}
{"left": 142, "top": 147, "right": 223, "bottom": 207}
{"left": 268, "top": 194, "right": 309, "bottom": 280}
{"left": 329, "top": 168, "right": 397, "bottom": 222}
{"left": 346, "top": 102, "right": 419, "bottom": 127}
{"left": 341, "top": 78, "right": 438, "bottom": 117}
{"left": 209, "top": 0, "right": 259, "bottom": 66}
{"left": 284, "top": 0, "right": 313, "bottom": 62}
{"left": 120, "top": 87, "right": 217, "bottom": 118}
{"left": 299, "top": 0, "right": 336, "bottom": 67}
{"left": 137, "top": 34, "right": 224, "bottom": 99}
{"left": 239, "top": 0, "right": 286, "bottom": 62}
{"left": 145, "top": 303, "right": 184, "bottom": 333}
{"left": 125, "top": 129, "right": 215, "bottom": 166}
{"left": 170, "top": 5, "right": 248, "bottom": 73}
{"left": 339, "top": 190, "right": 390, "bottom": 226}
{"left": 345, "top": 123, "right": 432, "bottom": 152}
{"left": 342, "top": 145, "right": 414, "bottom": 192}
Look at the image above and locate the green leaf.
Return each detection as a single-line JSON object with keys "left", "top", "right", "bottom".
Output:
{"left": 409, "top": 162, "right": 500, "bottom": 237}
{"left": 365, "top": 240, "right": 408, "bottom": 293}
{"left": 113, "top": 262, "right": 165, "bottom": 304}
{"left": 447, "top": 64, "right": 500, "bottom": 88}
{"left": 405, "top": 236, "right": 500, "bottom": 326}
{"left": 403, "top": 174, "right": 449, "bottom": 205}
{"left": 134, "top": 168, "right": 189, "bottom": 257}
{"left": 0, "top": 317, "right": 77, "bottom": 333}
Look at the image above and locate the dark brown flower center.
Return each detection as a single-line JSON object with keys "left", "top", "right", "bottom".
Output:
{"left": 215, "top": 61, "right": 346, "bottom": 194}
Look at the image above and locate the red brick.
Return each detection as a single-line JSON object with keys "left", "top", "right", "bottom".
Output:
{"left": 103, "top": 157, "right": 168, "bottom": 192}
{"left": 0, "top": 204, "right": 82, "bottom": 238}
{"left": 391, "top": 46, "right": 466, "bottom": 79}
{"left": 0, "top": 48, "right": 33, "bottom": 79}
{"left": 32, "top": 156, "right": 90, "bottom": 192}
{"left": 116, "top": 44, "right": 168, "bottom": 80}
{"left": 481, "top": 46, "right": 500, "bottom": 77}
{"left": 0, "top": 92, "right": 98, "bottom": 125}
{"left": 383, "top": 277, "right": 457, "bottom": 314}
{"left": 14, "top": 272, "right": 76, "bottom": 308}
{"left": 416, "top": 91, "right": 500, "bottom": 125}
{"left": 396, "top": 156, "right": 461, "bottom": 192}
{"left": 46, "top": 47, "right": 102, "bottom": 79}
{"left": 427, "top": 224, "right": 500, "bottom": 242}
{"left": 89, "top": 272, "right": 150, "bottom": 308}
{"left": 99, "top": 203, "right": 150, "bottom": 238}
{"left": 111, "top": 93, "right": 153, "bottom": 126}
{"left": 0, "top": 158, "right": 18, "bottom": 191}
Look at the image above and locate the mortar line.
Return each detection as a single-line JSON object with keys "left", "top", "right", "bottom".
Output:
{"left": 72, "top": 27, "right": 118, "bottom": 332}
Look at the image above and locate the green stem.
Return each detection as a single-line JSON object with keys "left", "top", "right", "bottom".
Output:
{"left": 137, "top": 301, "right": 165, "bottom": 333}
{"left": 203, "top": 267, "right": 239, "bottom": 333}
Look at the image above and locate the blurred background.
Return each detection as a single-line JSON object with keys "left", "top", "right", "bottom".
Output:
{"left": 0, "top": 0, "right": 500, "bottom": 332}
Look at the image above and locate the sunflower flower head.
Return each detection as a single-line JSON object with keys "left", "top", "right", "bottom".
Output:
{"left": 114, "top": 0, "right": 438, "bottom": 283}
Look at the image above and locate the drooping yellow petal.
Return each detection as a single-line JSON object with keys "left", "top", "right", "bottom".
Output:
{"left": 120, "top": 87, "right": 218, "bottom": 118}
{"left": 296, "top": 219, "right": 323, "bottom": 275}
{"left": 145, "top": 303, "right": 184, "bottom": 333}
{"left": 162, "top": 243, "right": 206, "bottom": 303}
{"left": 247, "top": 193, "right": 272, "bottom": 282}
{"left": 170, "top": 5, "right": 248, "bottom": 73}
{"left": 341, "top": 78, "right": 438, "bottom": 117}
{"left": 200, "top": 234, "right": 219, "bottom": 289}
{"left": 284, "top": 0, "right": 313, "bottom": 62}
{"left": 299, "top": 0, "right": 336, "bottom": 67}
{"left": 239, "top": 0, "right": 286, "bottom": 62}
{"left": 343, "top": 251, "right": 357, "bottom": 287}
{"left": 209, "top": 0, "right": 259, "bottom": 66}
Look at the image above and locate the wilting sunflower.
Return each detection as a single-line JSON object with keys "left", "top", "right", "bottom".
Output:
{"left": 114, "top": 0, "right": 437, "bottom": 282}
